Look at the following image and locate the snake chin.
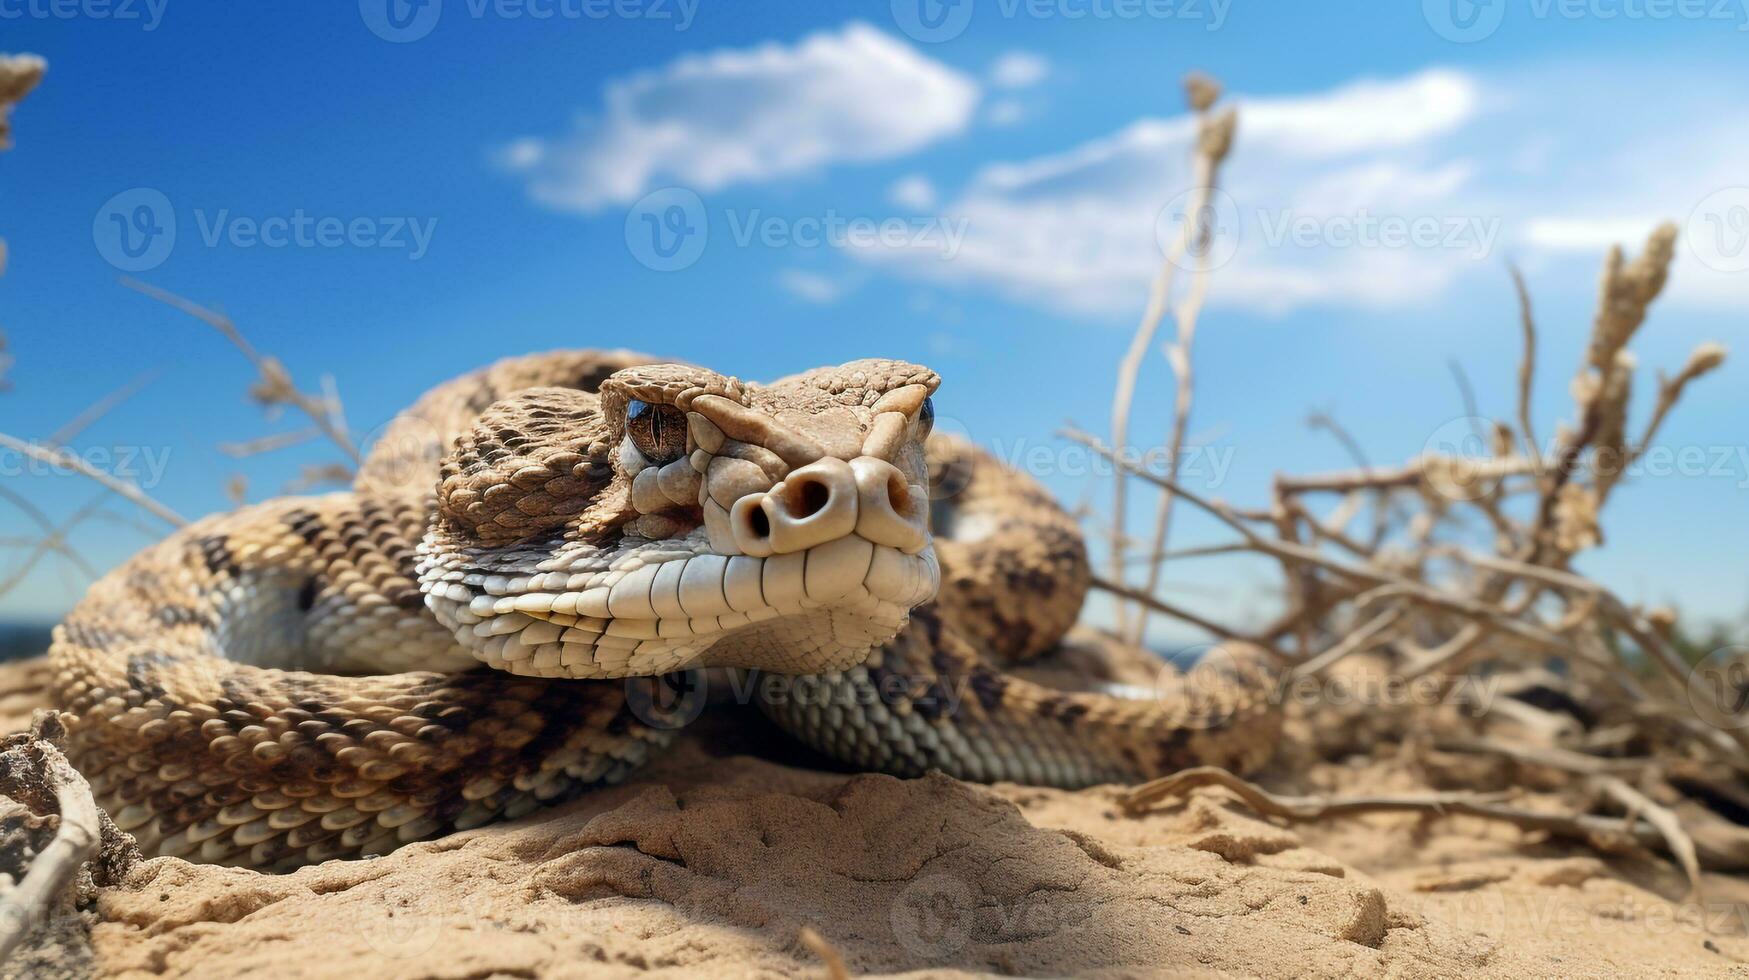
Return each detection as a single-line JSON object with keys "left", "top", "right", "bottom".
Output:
{"left": 421, "top": 532, "right": 940, "bottom": 680}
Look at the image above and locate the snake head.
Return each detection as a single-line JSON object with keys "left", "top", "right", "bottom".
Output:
{"left": 418, "top": 359, "right": 942, "bottom": 679}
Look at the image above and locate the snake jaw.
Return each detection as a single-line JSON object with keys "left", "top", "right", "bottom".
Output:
{"left": 419, "top": 531, "right": 940, "bottom": 679}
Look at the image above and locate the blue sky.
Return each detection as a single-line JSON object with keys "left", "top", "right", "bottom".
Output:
{"left": 1, "top": 1, "right": 1745, "bottom": 644}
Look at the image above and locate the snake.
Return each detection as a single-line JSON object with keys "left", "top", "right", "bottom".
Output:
{"left": 47, "top": 351, "right": 1279, "bottom": 872}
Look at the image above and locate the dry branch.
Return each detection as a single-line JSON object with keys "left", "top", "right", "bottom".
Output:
{"left": 1109, "top": 73, "right": 1235, "bottom": 641}
{"left": 1074, "top": 204, "right": 1733, "bottom": 893}
{"left": 0, "top": 493, "right": 113, "bottom": 596}
{"left": 120, "top": 278, "right": 363, "bottom": 467}
{"left": 1121, "top": 767, "right": 1712, "bottom": 884}
{"left": 0, "top": 433, "right": 185, "bottom": 528}
{"left": 0, "top": 487, "right": 97, "bottom": 582}
{"left": 1595, "top": 776, "right": 1702, "bottom": 899}
{"left": 0, "top": 54, "right": 44, "bottom": 278}
{"left": 1092, "top": 574, "right": 1278, "bottom": 660}
{"left": 44, "top": 371, "right": 160, "bottom": 448}
{"left": 0, "top": 53, "right": 44, "bottom": 152}
{"left": 0, "top": 725, "right": 103, "bottom": 962}
{"left": 1509, "top": 264, "right": 1540, "bottom": 465}
{"left": 798, "top": 927, "right": 850, "bottom": 980}
{"left": 219, "top": 428, "right": 323, "bottom": 459}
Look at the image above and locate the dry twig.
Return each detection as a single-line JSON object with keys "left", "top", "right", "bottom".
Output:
{"left": 0, "top": 726, "right": 103, "bottom": 962}
{"left": 1121, "top": 767, "right": 1714, "bottom": 878}
{"left": 1110, "top": 73, "right": 1235, "bottom": 641}
{"left": 120, "top": 278, "right": 363, "bottom": 466}
{"left": 0, "top": 53, "right": 44, "bottom": 151}
{"left": 1595, "top": 776, "right": 1702, "bottom": 900}
{"left": 44, "top": 370, "right": 160, "bottom": 447}
{"left": 1068, "top": 211, "right": 1736, "bottom": 893}
{"left": 0, "top": 433, "right": 185, "bottom": 528}
{"left": 1509, "top": 264, "right": 1540, "bottom": 465}
{"left": 798, "top": 926, "right": 850, "bottom": 980}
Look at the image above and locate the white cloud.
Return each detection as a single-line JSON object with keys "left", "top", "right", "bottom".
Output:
{"left": 927, "top": 330, "right": 970, "bottom": 356}
{"left": 777, "top": 269, "right": 853, "bottom": 304}
{"left": 499, "top": 138, "right": 542, "bottom": 169}
{"left": 1238, "top": 70, "right": 1478, "bottom": 157}
{"left": 1521, "top": 216, "right": 1667, "bottom": 252}
{"left": 852, "top": 69, "right": 1489, "bottom": 315}
{"left": 501, "top": 23, "right": 980, "bottom": 212}
{"left": 984, "top": 52, "right": 1048, "bottom": 129}
{"left": 986, "top": 99, "right": 1026, "bottom": 127}
{"left": 990, "top": 51, "right": 1050, "bottom": 89}
{"left": 889, "top": 174, "right": 937, "bottom": 210}
{"left": 849, "top": 65, "right": 1749, "bottom": 316}
{"left": 1498, "top": 98, "right": 1749, "bottom": 311}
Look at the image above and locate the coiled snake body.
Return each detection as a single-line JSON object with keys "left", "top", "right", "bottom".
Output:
{"left": 49, "top": 352, "right": 1278, "bottom": 871}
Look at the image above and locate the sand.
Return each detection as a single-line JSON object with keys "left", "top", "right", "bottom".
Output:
{"left": 2, "top": 655, "right": 1746, "bottom": 979}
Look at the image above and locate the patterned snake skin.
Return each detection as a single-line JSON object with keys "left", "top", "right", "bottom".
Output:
{"left": 48, "top": 351, "right": 1279, "bottom": 871}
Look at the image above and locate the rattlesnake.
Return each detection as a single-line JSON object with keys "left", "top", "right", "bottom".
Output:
{"left": 48, "top": 351, "right": 1279, "bottom": 871}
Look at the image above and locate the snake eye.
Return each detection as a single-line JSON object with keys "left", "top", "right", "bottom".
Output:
{"left": 626, "top": 399, "right": 687, "bottom": 464}
{"left": 916, "top": 397, "right": 935, "bottom": 441}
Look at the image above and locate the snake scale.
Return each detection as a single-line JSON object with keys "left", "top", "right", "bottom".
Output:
{"left": 48, "top": 351, "right": 1279, "bottom": 871}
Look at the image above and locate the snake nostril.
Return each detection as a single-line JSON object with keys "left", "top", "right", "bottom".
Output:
{"left": 747, "top": 458, "right": 858, "bottom": 554}
{"left": 886, "top": 474, "right": 911, "bottom": 514}
{"left": 785, "top": 477, "right": 833, "bottom": 519}
{"left": 744, "top": 505, "right": 771, "bottom": 540}
{"left": 849, "top": 456, "right": 929, "bottom": 553}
